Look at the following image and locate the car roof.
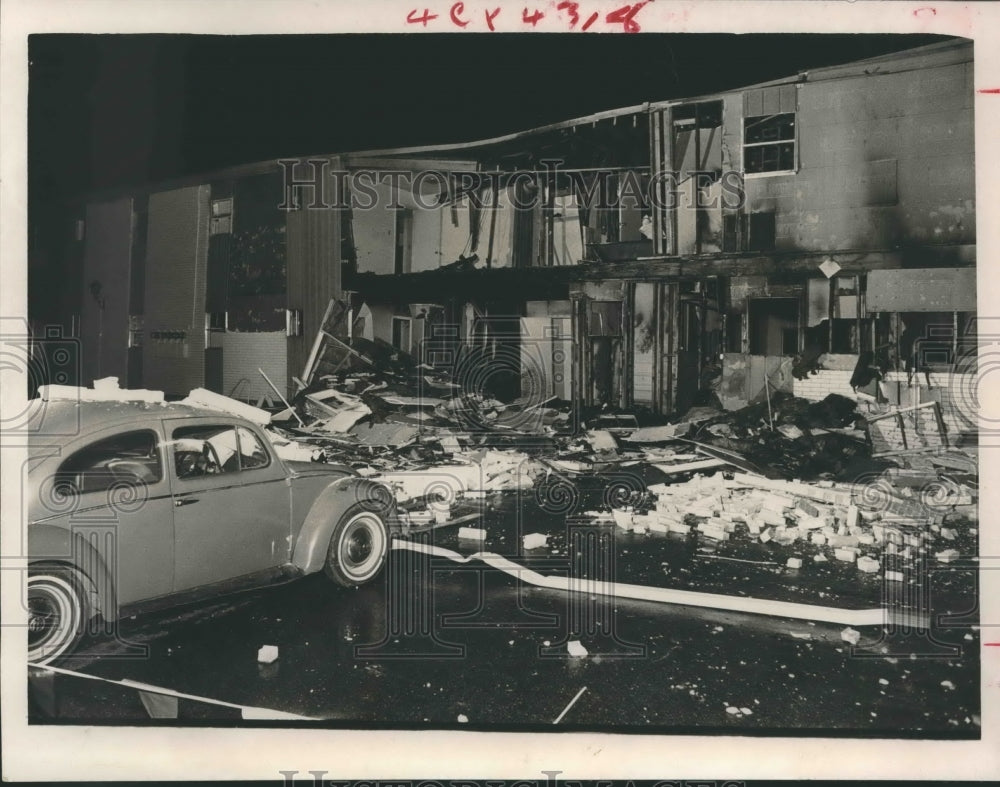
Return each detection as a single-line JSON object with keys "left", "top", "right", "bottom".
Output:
{"left": 26, "top": 399, "right": 242, "bottom": 451}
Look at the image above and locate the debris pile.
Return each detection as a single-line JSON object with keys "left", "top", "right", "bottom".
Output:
{"left": 597, "top": 467, "right": 977, "bottom": 582}
{"left": 34, "top": 359, "right": 977, "bottom": 615}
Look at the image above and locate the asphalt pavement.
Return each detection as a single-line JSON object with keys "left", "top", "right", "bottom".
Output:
{"left": 31, "top": 488, "right": 980, "bottom": 735}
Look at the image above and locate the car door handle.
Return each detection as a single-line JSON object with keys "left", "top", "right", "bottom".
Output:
{"left": 174, "top": 497, "right": 199, "bottom": 507}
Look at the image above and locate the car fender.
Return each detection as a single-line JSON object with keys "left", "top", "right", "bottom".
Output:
{"left": 27, "top": 523, "right": 117, "bottom": 622}
{"left": 292, "top": 477, "right": 396, "bottom": 575}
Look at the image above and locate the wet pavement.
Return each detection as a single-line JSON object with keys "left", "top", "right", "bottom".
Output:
{"left": 32, "top": 488, "right": 980, "bottom": 735}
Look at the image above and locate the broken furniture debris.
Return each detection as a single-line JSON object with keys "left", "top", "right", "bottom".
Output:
{"left": 34, "top": 373, "right": 976, "bottom": 629}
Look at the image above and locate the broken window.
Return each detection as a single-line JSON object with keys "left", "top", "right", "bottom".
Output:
{"left": 748, "top": 297, "right": 799, "bottom": 355}
{"left": 392, "top": 316, "right": 412, "bottom": 353}
{"left": 237, "top": 426, "right": 270, "bottom": 471}
{"left": 898, "top": 311, "right": 973, "bottom": 372}
{"left": 588, "top": 300, "right": 623, "bottom": 336}
{"left": 743, "top": 113, "right": 796, "bottom": 174}
{"left": 54, "top": 430, "right": 162, "bottom": 495}
{"left": 673, "top": 101, "right": 723, "bottom": 178}
{"left": 550, "top": 188, "right": 584, "bottom": 266}
{"left": 673, "top": 101, "right": 724, "bottom": 254}
{"left": 172, "top": 425, "right": 241, "bottom": 477}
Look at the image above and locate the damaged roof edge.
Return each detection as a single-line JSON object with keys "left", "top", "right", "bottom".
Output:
{"left": 77, "top": 37, "right": 971, "bottom": 204}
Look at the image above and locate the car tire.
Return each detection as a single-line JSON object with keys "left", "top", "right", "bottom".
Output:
{"left": 323, "top": 504, "right": 389, "bottom": 587}
{"left": 27, "top": 566, "right": 90, "bottom": 665}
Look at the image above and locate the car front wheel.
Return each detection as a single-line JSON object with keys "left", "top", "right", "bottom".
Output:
{"left": 324, "top": 505, "right": 389, "bottom": 586}
{"left": 27, "top": 567, "right": 89, "bottom": 665}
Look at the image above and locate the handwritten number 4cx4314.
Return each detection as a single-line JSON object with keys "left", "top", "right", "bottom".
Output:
{"left": 406, "top": 3, "right": 648, "bottom": 32}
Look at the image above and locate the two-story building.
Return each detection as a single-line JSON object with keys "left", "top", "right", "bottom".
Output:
{"left": 66, "top": 38, "right": 976, "bottom": 436}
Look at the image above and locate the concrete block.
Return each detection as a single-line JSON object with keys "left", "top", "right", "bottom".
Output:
{"left": 829, "top": 534, "right": 860, "bottom": 548}
{"left": 458, "top": 527, "right": 487, "bottom": 541}
{"left": 835, "top": 547, "right": 859, "bottom": 562}
{"left": 759, "top": 510, "right": 788, "bottom": 527}
{"left": 759, "top": 529, "right": 773, "bottom": 543}
{"left": 796, "top": 498, "right": 822, "bottom": 518}
{"left": 841, "top": 627, "right": 861, "bottom": 645}
{"left": 940, "top": 528, "right": 957, "bottom": 541}
{"left": 936, "top": 549, "right": 960, "bottom": 563}
{"left": 786, "top": 557, "right": 803, "bottom": 569}
{"left": 762, "top": 493, "right": 795, "bottom": 512}
{"left": 698, "top": 523, "right": 729, "bottom": 541}
{"left": 813, "top": 553, "right": 828, "bottom": 562}
{"left": 567, "top": 640, "right": 589, "bottom": 657}
{"left": 857, "top": 556, "right": 880, "bottom": 573}
{"left": 885, "top": 569, "right": 905, "bottom": 582}
{"left": 857, "top": 533, "right": 875, "bottom": 546}
{"left": 812, "top": 532, "right": 827, "bottom": 545}
{"left": 845, "top": 505, "right": 860, "bottom": 528}
{"left": 257, "top": 645, "right": 279, "bottom": 664}
{"left": 667, "top": 521, "right": 691, "bottom": 535}
{"left": 631, "top": 513, "right": 659, "bottom": 532}
{"left": 647, "top": 520, "right": 669, "bottom": 533}
{"left": 612, "top": 509, "right": 634, "bottom": 530}
{"left": 523, "top": 533, "right": 549, "bottom": 550}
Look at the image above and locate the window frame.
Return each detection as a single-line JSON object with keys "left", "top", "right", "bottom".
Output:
{"left": 54, "top": 428, "right": 164, "bottom": 497}
{"left": 742, "top": 112, "right": 798, "bottom": 178}
{"left": 235, "top": 425, "right": 272, "bottom": 473}
{"left": 171, "top": 424, "right": 243, "bottom": 480}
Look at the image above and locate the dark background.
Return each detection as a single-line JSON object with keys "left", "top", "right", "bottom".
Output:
{"left": 27, "top": 33, "right": 949, "bottom": 320}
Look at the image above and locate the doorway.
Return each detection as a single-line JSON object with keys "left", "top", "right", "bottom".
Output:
{"left": 748, "top": 298, "right": 799, "bottom": 356}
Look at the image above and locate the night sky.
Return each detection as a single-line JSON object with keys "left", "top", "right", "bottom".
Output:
{"left": 27, "top": 33, "right": 949, "bottom": 318}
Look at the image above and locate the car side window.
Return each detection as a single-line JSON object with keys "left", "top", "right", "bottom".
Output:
{"left": 172, "top": 425, "right": 241, "bottom": 479}
{"left": 54, "top": 430, "right": 162, "bottom": 495}
{"left": 236, "top": 426, "right": 270, "bottom": 471}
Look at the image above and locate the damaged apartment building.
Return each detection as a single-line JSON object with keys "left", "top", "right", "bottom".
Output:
{"left": 63, "top": 39, "right": 975, "bottom": 435}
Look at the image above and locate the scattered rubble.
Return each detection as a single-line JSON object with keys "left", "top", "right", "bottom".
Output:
{"left": 567, "top": 640, "right": 589, "bottom": 658}
{"left": 35, "top": 370, "right": 976, "bottom": 624}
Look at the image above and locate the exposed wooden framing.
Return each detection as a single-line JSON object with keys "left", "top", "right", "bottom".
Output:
{"left": 649, "top": 112, "right": 662, "bottom": 255}
{"left": 625, "top": 282, "right": 635, "bottom": 407}
{"left": 544, "top": 175, "right": 555, "bottom": 268}
{"left": 693, "top": 109, "right": 702, "bottom": 256}
{"left": 893, "top": 312, "right": 902, "bottom": 375}
{"left": 666, "top": 282, "right": 679, "bottom": 412}
{"left": 953, "top": 310, "right": 960, "bottom": 360}
{"left": 652, "top": 282, "right": 662, "bottom": 413}
{"left": 300, "top": 297, "right": 337, "bottom": 389}
{"left": 620, "top": 285, "right": 631, "bottom": 409}
{"left": 663, "top": 107, "right": 677, "bottom": 257}
{"left": 486, "top": 173, "right": 498, "bottom": 269}
{"left": 570, "top": 294, "right": 583, "bottom": 413}
{"left": 828, "top": 276, "right": 835, "bottom": 351}
{"left": 855, "top": 275, "right": 863, "bottom": 353}
{"left": 346, "top": 251, "right": 975, "bottom": 299}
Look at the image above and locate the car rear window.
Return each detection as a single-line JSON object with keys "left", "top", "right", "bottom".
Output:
{"left": 54, "top": 430, "right": 162, "bottom": 495}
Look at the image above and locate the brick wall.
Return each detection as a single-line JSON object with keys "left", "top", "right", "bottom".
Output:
{"left": 220, "top": 331, "right": 287, "bottom": 404}
{"left": 792, "top": 369, "right": 856, "bottom": 400}
{"left": 792, "top": 366, "right": 976, "bottom": 440}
